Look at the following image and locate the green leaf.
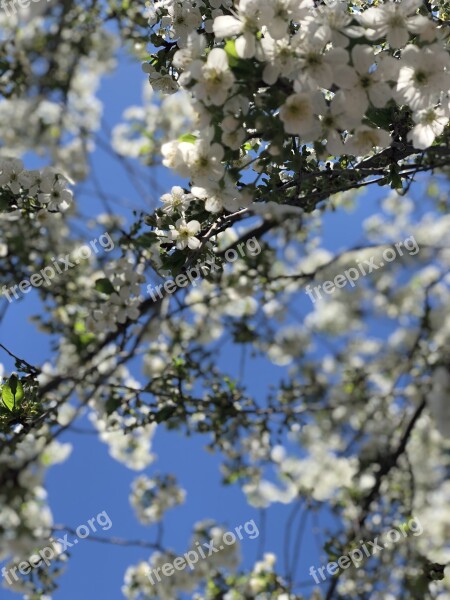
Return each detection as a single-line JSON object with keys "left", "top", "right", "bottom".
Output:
{"left": 366, "top": 107, "right": 393, "bottom": 130}
{"left": 135, "top": 232, "right": 158, "bottom": 248}
{"left": 223, "top": 376, "right": 237, "bottom": 392}
{"left": 73, "top": 320, "right": 96, "bottom": 346}
{"left": 1, "top": 385, "right": 14, "bottom": 411}
{"left": 105, "top": 396, "right": 121, "bottom": 416}
{"left": 1, "top": 376, "right": 24, "bottom": 411}
{"left": 95, "top": 278, "right": 116, "bottom": 295}
{"left": 161, "top": 250, "right": 189, "bottom": 276}
{"left": 178, "top": 133, "right": 197, "bottom": 144}
{"left": 154, "top": 406, "right": 177, "bottom": 423}
{"left": 389, "top": 166, "right": 403, "bottom": 190}
{"left": 224, "top": 40, "right": 240, "bottom": 66}
{"left": 144, "top": 214, "right": 158, "bottom": 227}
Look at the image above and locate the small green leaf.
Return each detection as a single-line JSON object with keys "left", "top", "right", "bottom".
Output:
{"left": 154, "top": 406, "right": 177, "bottom": 423}
{"left": 1, "top": 376, "right": 24, "bottom": 411}
{"left": 105, "top": 396, "right": 121, "bottom": 416}
{"left": 1, "top": 385, "right": 14, "bottom": 411}
{"left": 224, "top": 40, "right": 239, "bottom": 59}
{"left": 224, "top": 40, "right": 240, "bottom": 66}
{"left": 95, "top": 278, "right": 116, "bottom": 295}
{"left": 74, "top": 320, "right": 96, "bottom": 346}
{"left": 366, "top": 107, "right": 393, "bottom": 130}
{"left": 135, "top": 232, "right": 158, "bottom": 248}
{"left": 223, "top": 376, "right": 237, "bottom": 392}
{"left": 178, "top": 133, "right": 197, "bottom": 144}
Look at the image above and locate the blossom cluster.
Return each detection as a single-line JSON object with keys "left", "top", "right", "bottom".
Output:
{"left": 3, "top": 1, "right": 450, "bottom": 599}
{"left": 130, "top": 475, "right": 186, "bottom": 525}
{"left": 87, "top": 258, "right": 145, "bottom": 333}
{"left": 123, "top": 520, "right": 240, "bottom": 599}
{"left": 143, "top": 0, "right": 450, "bottom": 225}
{"left": 0, "top": 157, "right": 73, "bottom": 213}
{"left": 112, "top": 84, "right": 196, "bottom": 165}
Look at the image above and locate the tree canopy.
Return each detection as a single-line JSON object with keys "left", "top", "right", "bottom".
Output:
{"left": 1, "top": 0, "right": 450, "bottom": 598}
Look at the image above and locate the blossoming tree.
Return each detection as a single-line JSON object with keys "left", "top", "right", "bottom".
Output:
{"left": 1, "top": 0, "right": 450, "bottom": 598}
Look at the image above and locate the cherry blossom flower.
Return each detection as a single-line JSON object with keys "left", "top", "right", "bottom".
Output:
{"left": 0, "top": 158, "right": 24, "bottom": 194}
{"left": 17, "top": 170, "right": 42, "bottom": 196}
{"left": 334, "top": 45, "right": 392, "bottom": 116}
{"left": 142, "top": 63, "right": 179, "bottom": 94}
{"left": 260, "top": 35, "right": 297, "bottom": 85}
{"left": 130, "top": 475, "right": 185, "bottom": 524}
{"left": 220, "top": 115, "right": 246, "bottom": 150}
{"left": 395, "top": 44, "right": 450, "bottom": 110}
{"left": 190, "top": 48, "right": 235, "bottom": 106}
{"left": 170, "top": 218, "right": 202, "bottom": 250}
{"left": 279, "top": 92, "right": 325, "bottom": 139}
{"left": 258, "top": 0, "right": 313, "bottom": 41}
{"left": 37, "top": 177, "right": 73, "bottom": 211}
{"left": 213, "top": 0, "right": 261, "bottom": 58}
{"left": 358, "top": 0, "right": 425, "bottom": 48}
{"left": 320, "top": 91, "right": 360, "bottom": 155}
{"left": 191, "top": 177, "right": 244, "bottom": 213}
{"left": 346, "top": 125, "right": 392, "bottom": 156}
{"left": 302, "top": 1, "right": 354, "bottom": 47}
{"left": 173, "top": 32, "right": 207, "bottom": 71}
{"left": 168, "top": 1, "right": 202, "bottom": 47}
{"left": 408, "top": 105, "right": 449, "bottom": 150}
{"left": 161, "top": 140, "right": 192, "bottom": 176}
{"left": 180, "top": 138, "right": 225, "bottom": 185}
{"left": 160, "top": 186, "right": 192, "bottom": 216}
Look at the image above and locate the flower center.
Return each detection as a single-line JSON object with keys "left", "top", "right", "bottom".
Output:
{"left": 323, "top": 114, "right": 335, "bottom": 128}
{"left": 288, "top": 100, "right": 309, "bottom": 118}
{"left": 360, "top": 75, "right": 372, "bottom": 89}
{"left": 306, "top": 53, "right": 322, "bottom": 67}
{"left": 179, "top": 227, "right": 191, "bottom": 239}
{"left": 207, "top": 69, "right": 224, "bottom": 84}
{"left": 274, "top": 7, "right": 289, "bottom": 20}
{"left": 423, "top": 109, "right": 437, "bottom": 125}
{"left": 389, "top": 14, "right": 405, "bottom": 28}
{"left": 414, "top": 70, "right": 428, "bottom": 85}
{"left": 197, "top": 156, "right": 210, "bottom": 169}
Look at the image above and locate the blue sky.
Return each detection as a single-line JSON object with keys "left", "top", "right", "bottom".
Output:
{"left": 0, "top": 50, "right": 399, "bottom": 600}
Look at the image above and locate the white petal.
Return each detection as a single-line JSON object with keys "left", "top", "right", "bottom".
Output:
{"left": 213, "top": 15, "right": 243, "bottom": 39}
{"left": 205, "top": 196, "right": 223, "bottom": 213}
{"left": 333, "top": 65, "right": 358, "bottom": 89}
{"left": 235, "top": 33, "right": 256, "bottom": 59}
{"left": 188, "top": 237, "right": 201, "bottom": 249}
{"left": 368, "top": 83, "right": 391, "bottom": 108}
{"left": 187, "top": 220, "right": 201, "bottom": 235}
{"left": 408, "top": 124, "right": 436, "bottom": 150}
{"left": 347, "top": 88, "right": 369, "bottom": 117}
{"left": 207, "top": 48, "right": 229, "bottom": 70}
{"left": 387, "top": 27, "right": 410, "bottom": 49}
{"left": 263, "top": 64, "right": 280, "bottom": 85}
{"left": 358, "top": 7, "right": 381, "bottom": 29}
{"left": 352, "top": 44, "right": 374, "bottom": 74}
